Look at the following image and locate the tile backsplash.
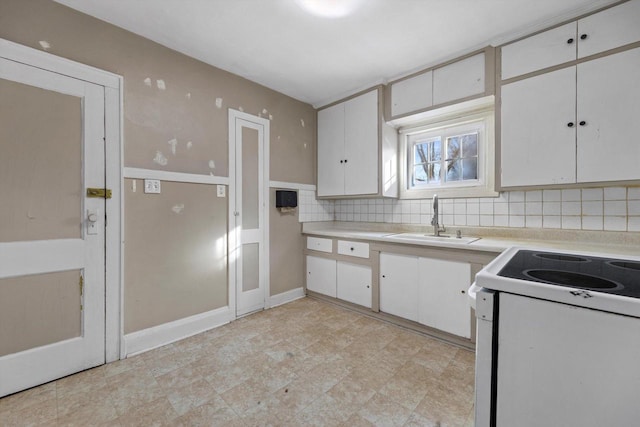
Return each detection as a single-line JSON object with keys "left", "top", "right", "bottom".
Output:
{"left": 298, "top": 187, "right": 640, "bottom": 232}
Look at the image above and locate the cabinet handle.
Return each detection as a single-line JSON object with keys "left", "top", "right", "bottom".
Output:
{"left": 580, "top": 34, "right": 588, "bottom": 40}
{"left": 567, "top": 38, "right": 574, "bottom": 44}
{"left": 579, "top": 121, "right": 586, "bottom": 126}
{"left": 567, "top": 122, "right": 574, "bottom": 128}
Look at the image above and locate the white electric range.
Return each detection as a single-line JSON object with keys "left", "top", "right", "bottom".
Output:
{"left": 472, "top": 246, "right": 640, "bottom": 427}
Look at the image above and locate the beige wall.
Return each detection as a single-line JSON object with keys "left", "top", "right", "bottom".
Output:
{"left": 1, "top": 0, "right": 316, "bottom": 332}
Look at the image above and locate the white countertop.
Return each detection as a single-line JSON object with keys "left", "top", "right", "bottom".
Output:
{"left": 302, "top": 222, "right": 640, "bottom": 257}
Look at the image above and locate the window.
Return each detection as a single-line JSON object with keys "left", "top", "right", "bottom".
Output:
{"left": 399, "top": 105, "right": 497, "bottom": 199}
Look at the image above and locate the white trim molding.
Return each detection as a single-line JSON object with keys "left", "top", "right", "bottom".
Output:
{"left": 268, "top": 287, "right": 306, "bottom": 308}
{"left": 269, "top": 181, "right": 316, "bottom": 191}
{"left": 124, "top": 167, "right": 229, "bottom": 185}
{"left": 123, "top": 306, "right": 232, "bottom": 357}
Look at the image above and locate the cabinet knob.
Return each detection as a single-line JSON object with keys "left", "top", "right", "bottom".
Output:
{"left": 382, "top": 275, "right": 386, "bottom": 278}
{"left": 567, "top": 122, "right": 574, "bottom": 128}
{"left": 580, "top": 34, "right": 588, "bottom": 40}
{"left": 579, "top": 121, "right": 586, "bottom": 126}
{"left": 340, "top": 160, "right": 344, "bottom": 164}
{"left": 567, "top": 38, "right": 574, "bottom": 44}
{"left": 367, "top": 285, "right": 370, "bottom": 288}
{"left": 344, "top": 159, "right": 348, "bottom": 163}
{"left": 350, "top": 247, "right": 354, "bottom": 251}
{"left": 461, "top": 290, "right": 466, "bottom": 294}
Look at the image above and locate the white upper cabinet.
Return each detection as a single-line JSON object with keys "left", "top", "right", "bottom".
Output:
{"left": 389, "top": 49, "right": 492, "bottom": 120}
{"left": 433, "top": 52, "right": 485, "bottom": 105}
{"left": 576, "top": 48, "right": 640, "bottom": 183}
{"left": 501, "top": 0, "right": 640, "bottom": 80}
{"left": 501, "top": 22, "right": 577, "bottom": 80}
{"left": 501, "top": 67, "right": 577, "bottom": 187}
{"left": 577, "top": 0, "right": 640, "bottom": 58}
{"left": 317, "top": 88, "right": 397, "bottom": 198}
{"left": 391, "top": 71, "right": 433, "bottom": 118}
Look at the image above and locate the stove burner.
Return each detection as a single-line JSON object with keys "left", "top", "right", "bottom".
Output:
{"left": 524, "top": 269, "right": 624, "bottom": 290}
{"left": 533, "top": 253, "right": 589, "bottom": 263}
{"left": 608, "top": 261, "right": 640, "bottom": 271}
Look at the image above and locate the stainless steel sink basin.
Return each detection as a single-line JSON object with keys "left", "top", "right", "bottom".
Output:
{"left": 388, "top": 233, "right": 480, "bottom": 244}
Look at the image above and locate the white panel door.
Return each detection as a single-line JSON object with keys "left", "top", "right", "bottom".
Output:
{"left": 391, "top": 71, "right": 433, "bottom": 117}
{"left": 433, "top": 53, "right": 485, "bottom": 105}
{"left": 577, "top": 48, "right": 640, "bottom": 183}
{"left": 344, "top": 90, "right": 379, "bottom": 196}
{"left": 379, "top": 253, "right": 419, "bottom": 322}
{"left": 496, "top": 293, "right": 640, "bottom": 426}
{"left": 0, "top": 57, "right": 105, "bottom": 397}
{"left": 230, "top": 111, "right": 269, "bottom": 317}
{"left": 337, "top": 261, "right": 371, "bottom": 308}
{"left": 501, "top": 66, "right": 577, "bottom": 187}
{"left": 317, "top": 102, "right": 345, "bottom": 197}
{"left": 577, "top": 0, "right": 640, "bottom": 58}
{"left": 306, "top": 256, "right": 336, "bottom": 298}
{"left": 418, "top": 257, "right": 471, "bottom": 338}
{"left": 501, "top": 22, "right": 577, "bottom": 80}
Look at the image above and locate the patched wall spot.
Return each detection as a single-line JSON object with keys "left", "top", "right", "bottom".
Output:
{"left": 168, "top": 138, "right": 178, "bottom": 155}
{"left": 156, "top": 79, "right": 166, "bottom": 90}
{"left": 38, "top": 40, "right": 51, "bottom": 50}
{"left": 172, "top": 204, "right": 185, "bottom": 214}
{"left": 300, "top": 119, "right": 305, "bottom": 128}
{"left": 143, "top": 77, "right": 152, "bottom": 87}
{"left": 215, "top": 98, "right": 223, "bottom": 109}
{"left": 153, "top": 150, "right": 168, "bottom": 166}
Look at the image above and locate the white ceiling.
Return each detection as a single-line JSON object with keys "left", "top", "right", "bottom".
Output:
{"left": 55, "top": 0, "right": 616, "bottom": 107}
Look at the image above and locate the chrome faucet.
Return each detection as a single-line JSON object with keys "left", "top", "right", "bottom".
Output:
{"left": 431, "top": 194, "right": 446, "bottom": 236}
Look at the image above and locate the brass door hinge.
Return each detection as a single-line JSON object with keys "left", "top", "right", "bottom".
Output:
{"left": 86, "top": 188, "right": 112, "bottom": 199}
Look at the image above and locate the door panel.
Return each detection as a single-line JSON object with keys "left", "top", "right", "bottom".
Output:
{"left": 344, "top": 90, "right": 378, "bottom": 195}
{"left": 317, "top": 103, "right": 345, "bottom": 196}
{"left": 232, "top": 113, "right": 268, "bottom": 317}
{"left": 379, "top": 253, "right": 419, "bottom": 322}
{"left": 0, "top": 58, "right": 105, "bottom": 397}
{"left": 306, "top": 255, "right": 336, "bottom": 297}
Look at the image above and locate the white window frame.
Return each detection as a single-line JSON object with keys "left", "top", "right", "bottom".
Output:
{"left": 399, "top": 106, "right": 497, "bottom": 199}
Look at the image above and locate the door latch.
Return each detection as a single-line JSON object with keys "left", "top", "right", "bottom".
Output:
{"left": 86, "top": 188, "right": 112, "bottom": 199}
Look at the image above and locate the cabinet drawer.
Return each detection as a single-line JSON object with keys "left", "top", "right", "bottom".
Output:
{"left": 337, "top": 240, "right": 369, "bottom": 258}
{"left": 307, "top": 237, "right": 333, "bottom": 253}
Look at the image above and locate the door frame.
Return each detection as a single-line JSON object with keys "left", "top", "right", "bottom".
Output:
{"left": 228, "top": 109, "right": 270, "bottom": 318}
{"left": 0, "top": 38, "right": 123, "bottom": 363}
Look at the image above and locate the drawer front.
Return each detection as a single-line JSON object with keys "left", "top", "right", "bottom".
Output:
{"left": 307, "top": 236, "right": 333, "bottom": 253}
{"left": 337, "top": 240, "right": 369, "bottom": 259}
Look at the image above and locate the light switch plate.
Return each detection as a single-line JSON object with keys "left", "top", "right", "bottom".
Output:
{"left": 217, "top": 185, "right": 226, "bottom": 197}
{"left": 144, "top": 179, "right": 161, "bottom": 194}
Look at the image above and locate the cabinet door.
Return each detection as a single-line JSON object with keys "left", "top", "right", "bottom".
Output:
{"left": 379, "top": 253, "right": 419, "bottom": 322}
{"left": 433, "top": 53, "right": 485, "bottom": 105}
{"left": 501, "top": 66, "right": 577, "bottom": 187}
{"left": 344, "top": 90, "right": 379, "bottom": 196}
{"left": 317, "top": 102, "right": 345, "bottom": 197}
{"left": 306, "top": 256, "right": 336, "bottom": 297}
{"left": 577, "top": 0, "right": 640, "bottom": 59}
{"left": 577, "top": 48, "right": 640, "bottom": 183}
{"left": 391, "top": 71, "right": 433, "bottom": 117}
{"left": 501, "top": 22, "right": 577, "bottom": 80}
{"left": 418, "top": 257, "right": 471, "bottom": 338}
{"left": 337, "top": 262, "right": 372, "bottom": 308}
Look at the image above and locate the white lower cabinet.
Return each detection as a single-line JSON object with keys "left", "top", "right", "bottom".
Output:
{"left": 379, "top": 253, "right": 419, "bottom": 322}
{"left": 379, "top": 252, "right": 472, "bottom": 338}
{"left": 418, "top": 257, "right": 472, "bottom": 338}
{"left": 306, "top": 255, "right": 336, "bottom": 298}
{"left": 337, "top": 262, "right": 372, "bottom": 308}
{"left": 306, "top": 255, "right": 372, "bottom": 308}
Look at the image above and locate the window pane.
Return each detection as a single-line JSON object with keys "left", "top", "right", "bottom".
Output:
{"left": 447, "top": 137, "right": 460, "bottom": 160}
{"left": 414, "top": 143, "right": 428, "bottom": 164}
{"left": 446, "top": 159, "right": 461, "bottom": 181}
{"left": 463, "top": 158, "right": 478, "bottom": 180}
{"left": 431, "top": 139, "right": 442, "bottom": 161}
{"left": 413, "top": 165, "right": 428, "bottom": 185}
{"left": 462, "top": 133, "right": 478, "bottom": 157}
{"left": 431, "top": 162, "right": 441, "bottom": 183}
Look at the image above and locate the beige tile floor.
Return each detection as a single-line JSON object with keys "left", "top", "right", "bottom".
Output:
{"left": 0, "top": 297, "right": 475, "bottom": 427}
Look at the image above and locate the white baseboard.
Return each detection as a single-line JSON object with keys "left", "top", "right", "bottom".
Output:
{"left": 268, "top": 287, "right": 305, "bottom": 308}
{"left": 123, "top": 306, "right": 232, "bottom": 357}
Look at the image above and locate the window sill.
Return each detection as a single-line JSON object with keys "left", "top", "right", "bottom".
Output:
{"left": 400, "top": 185, "right": 499, "bottom": 200}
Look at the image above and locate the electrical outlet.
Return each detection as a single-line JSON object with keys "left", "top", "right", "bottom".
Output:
{"left": 217, "top": 185, "right": 226, "bottom": 197}
{"left": 144, "top": 179, "right": 161, "bottom": 194}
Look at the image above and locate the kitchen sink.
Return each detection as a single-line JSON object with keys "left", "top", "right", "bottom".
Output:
{"left": 388, "top": 233, "right": 480, "bottom": 244}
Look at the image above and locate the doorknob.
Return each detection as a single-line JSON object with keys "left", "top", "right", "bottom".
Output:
{"left": 86, "top": 209, "right": 99, "bottom": 235}
{"left": 88, "top": 213, "right": 98, "bottom": 223}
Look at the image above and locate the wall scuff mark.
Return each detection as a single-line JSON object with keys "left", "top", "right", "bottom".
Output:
{"left": 168, "top": 138, "right": 178, "bottom": 155}
{"left": 153, "top": 150, "right": 168, "bottom": 166}
{"left": 172, "top": 204, "right": 185, "bottom": 214}
{"left": 143, "top": 77, "right": 152, "bottom": 87}
{"left": 156, "top": 79, "right": 166, "bottom": 90}
{"left": 215, "top": 98, "right": 223, "bottom": 109}
{"left": 238, "top": 106, "right": 244, "bottom": 112}
{"left": 269, "top": 114, "right": 273, "bottom": 121}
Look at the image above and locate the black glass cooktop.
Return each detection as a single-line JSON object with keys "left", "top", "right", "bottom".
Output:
{"left": 497, "top": 250, "right": 640, "bottom": 298}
